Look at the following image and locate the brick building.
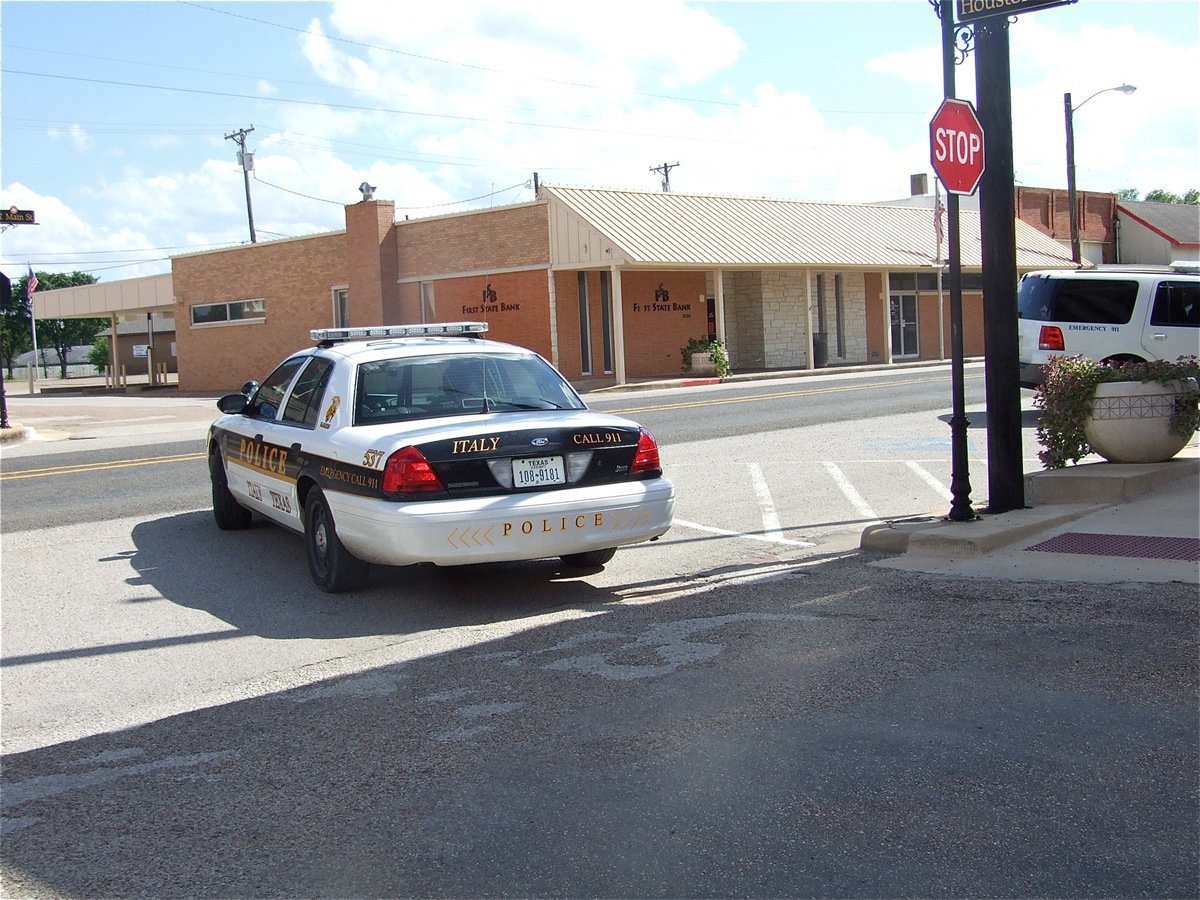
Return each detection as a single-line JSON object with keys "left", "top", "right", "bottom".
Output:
{"left": 33, "top": 184, "right": 1077, "bottom": 392}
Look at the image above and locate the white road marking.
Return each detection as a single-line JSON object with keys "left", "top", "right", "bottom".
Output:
{"left": 905, "top": 460, "right": 953, "bottom": 502}
{"left": 673, "top": 518, "right": 816, "bottom": 548}
{"left": 822, "top": 461, "right": 879, "bottom": 523}
{"left": 747, "top": 461, "right": 784, "bottom": 542}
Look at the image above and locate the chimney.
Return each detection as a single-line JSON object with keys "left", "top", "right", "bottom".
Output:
{"left": 910, "top": 173, "right": 929, "bottom": 196}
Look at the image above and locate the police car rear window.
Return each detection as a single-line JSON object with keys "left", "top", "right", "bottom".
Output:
{"left": 354, "top": 353, "right": 585, "bottom": 425}
{"left": 1018, "top": 276, "right": 1138, "bottom": 324}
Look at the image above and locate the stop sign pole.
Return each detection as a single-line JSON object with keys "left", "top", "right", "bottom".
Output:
{"left": 929, "top": 31, "right": 978, "bottom": 522}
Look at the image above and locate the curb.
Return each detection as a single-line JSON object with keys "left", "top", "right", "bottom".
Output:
{"left": 1024, "top": 455, "right": 1200, "bottom": 505}
{"left": 862, "top": 504, "right": 1107, "bottom": 557}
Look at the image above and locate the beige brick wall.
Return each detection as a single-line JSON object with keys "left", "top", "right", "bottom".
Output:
{"left": 173, "top": 232, "right": 346, "bottom": 392}
{"left": 397, "top": 203, "right": 549, "bottom": 277}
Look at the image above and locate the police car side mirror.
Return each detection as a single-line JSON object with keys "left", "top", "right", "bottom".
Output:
{"left": 217, "top": 393, "right": 249, "bottom": 414}
{"left": 241, "top": 380, "right": 260, "bottom": 398}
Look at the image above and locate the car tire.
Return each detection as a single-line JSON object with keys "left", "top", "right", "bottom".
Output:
{"left": 305, "top": 487, "right": 369, "bottom": 593}
{"left": 560, "top": 547, "right": 617, "bottom": 568}
{"left": 210, "top": 450, "right": 252, "bottom": 530}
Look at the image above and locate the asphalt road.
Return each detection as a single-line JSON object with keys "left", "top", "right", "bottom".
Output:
{"left": 2, "top": 554, "right": 1195, "bottom": 897}
{"left": 0, "top": 366, "right": 989, "bottom": 532}
{"left": 1, "top": 366, "right": 1195, "bottom": 897}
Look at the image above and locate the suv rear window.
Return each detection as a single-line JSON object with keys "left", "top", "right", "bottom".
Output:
{"left": 1018, "top": 276, "right": 1138, "bottom": 324}
{"left": 1150, "top": 281, "right": 1200, "bottom": 328}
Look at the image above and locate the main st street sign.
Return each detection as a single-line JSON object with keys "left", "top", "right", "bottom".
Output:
{"left": 955, "top": 0, "right": 1075, "bottom": 23}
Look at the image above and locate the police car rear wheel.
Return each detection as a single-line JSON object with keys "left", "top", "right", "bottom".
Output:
{"left": 561, "top": 547, "right": 617, "bottom": 568}
{"left": 304, "top": 487, "right": 369, "bottom": 593}
{"left": 210, "top": 451, "right": 252, "bottom": 530}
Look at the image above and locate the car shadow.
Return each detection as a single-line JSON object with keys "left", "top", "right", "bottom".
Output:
{"left": 126, "top": 510, "right": 624, "bottom": 641}
{"left": 939, "top": 408, "right": 1042, "bottom": 429}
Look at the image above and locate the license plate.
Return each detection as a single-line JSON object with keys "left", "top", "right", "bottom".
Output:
{"left": 512, "top": 455, "right": 566, "bottom": 488}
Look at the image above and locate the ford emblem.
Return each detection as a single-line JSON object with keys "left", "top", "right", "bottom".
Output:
{"left": 531, "top": 437, "right": 549, "bottom": 446}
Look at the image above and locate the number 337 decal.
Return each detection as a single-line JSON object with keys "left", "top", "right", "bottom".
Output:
{"left": 363, "top": 449, "right": 385, "bottom": 468}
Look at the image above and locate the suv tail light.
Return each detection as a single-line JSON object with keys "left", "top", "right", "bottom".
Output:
{"left": 1038, "top": 325, "right": 1065, "bottom": 351}
{"left": 629, "top": 428, "right": 662, "bottom": 477}
{"left": 383, "top": 446, "right": 444, "bottom": 493}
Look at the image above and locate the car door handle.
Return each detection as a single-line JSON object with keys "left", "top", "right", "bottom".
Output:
{"left": 1150, "top": 333, "right": 1167, "bottom": 340}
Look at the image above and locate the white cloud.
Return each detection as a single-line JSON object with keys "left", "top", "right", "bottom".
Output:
{"left": 47, "top": 123, "right": 93, "bottom": 152}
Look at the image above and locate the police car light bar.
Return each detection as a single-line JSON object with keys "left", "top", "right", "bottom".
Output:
{"left": 310, "top": 322, "right": 489, "bottom": 343}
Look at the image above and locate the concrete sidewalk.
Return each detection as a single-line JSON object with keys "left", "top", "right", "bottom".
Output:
{"left": 862, "top": 449, "right": 1199, "bottom": 584}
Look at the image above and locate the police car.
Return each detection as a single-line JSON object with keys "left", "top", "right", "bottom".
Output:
{"left": 207, "top": 322, "right": 675, "bottom": 592}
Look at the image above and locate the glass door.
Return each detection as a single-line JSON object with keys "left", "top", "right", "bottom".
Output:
{"left": 890, "top": 294, "right": 919, "bottom": 357}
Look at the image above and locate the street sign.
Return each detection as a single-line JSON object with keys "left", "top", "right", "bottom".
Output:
{"left": 956, "top": 0, "right": 1075, "bottom": 24}
{"left": 0, "top": 207, "right": 35, "bottom": 224}
{"left": 930, "top": 99, "right": 986, "bottom": 196}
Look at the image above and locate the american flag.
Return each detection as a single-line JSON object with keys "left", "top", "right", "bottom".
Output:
{"left": 933, "top": 188, "right": 945, "bottom": 249}
{"left": 25, "top": 265, "right": 38, "bottom": 305}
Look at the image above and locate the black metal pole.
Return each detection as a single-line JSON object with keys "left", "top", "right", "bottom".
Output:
{"left": 0, "top": 272, "right": 9, "bottom": 429}
{"left": 1064, "top": 92, "right": 1080, "bottom": 264}
{"left": 940, "top": 0, "right": 974, "bottom": 521}
{"left": 974, "top": 16, "right": 1025, "bottom": 513}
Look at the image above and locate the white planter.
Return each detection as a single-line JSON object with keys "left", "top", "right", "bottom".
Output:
{"left": 1084, "top": 379, "right": 1196, "bottom": 464}
{"left": 689, "top": 351, "right": 717, "bottom": 375}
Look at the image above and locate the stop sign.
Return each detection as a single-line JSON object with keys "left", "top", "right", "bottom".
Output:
{"left": 930, "top": 98, "right": 986, "bottom": 195}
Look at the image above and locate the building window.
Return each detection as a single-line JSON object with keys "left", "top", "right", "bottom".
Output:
{"left": 420, "top": 283, "right": 436, "bottom": 323}
{"left": 578, "top": 272, "right": 592, "bottom": 376}
{"left": 190, "top": 298, "right": 266, "bottom": 327}
{"left": 333, "top": 288, "right": 349, "bottom": 327}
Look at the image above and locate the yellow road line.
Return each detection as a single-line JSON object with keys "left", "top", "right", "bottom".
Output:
{"left": 1, "top": 374, "right": 979, "bottom": 480}
{"left": 0, "top": 452, "right": 205, "bottom": 481}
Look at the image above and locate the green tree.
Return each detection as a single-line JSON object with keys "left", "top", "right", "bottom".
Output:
{"left": 1118, "top": 189, "right": 1199, "bottom": 205}
{"left": 4, "top": 270, "right": 106, "bottom": 378}
{"left": 1142, "top": 189, "right": 1199, "bottom": 205}
{"left": 87, "top": 335, "right": 111, "bottom": 373}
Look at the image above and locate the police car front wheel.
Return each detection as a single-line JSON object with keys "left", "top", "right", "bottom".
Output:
{"left": 210, "top": 450, "right": 252, "bottom": 531}
{"left": 304, "top": 487, "right": 370, "bottom": 593}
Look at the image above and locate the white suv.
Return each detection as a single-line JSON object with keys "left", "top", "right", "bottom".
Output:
{"left": 1018, "top": 264, "right": 1200, "bottom": 387}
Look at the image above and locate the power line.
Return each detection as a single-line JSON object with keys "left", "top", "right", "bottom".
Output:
{"left": 181, "top": 2, "right": 743, "bottom": 110}
{"left": 3, "top": 69, "right": 840, "bottom": 151}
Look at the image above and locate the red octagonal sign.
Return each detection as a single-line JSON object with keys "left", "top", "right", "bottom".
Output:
{"left": 930, "top": 98, "right": 986, "bottom": 195}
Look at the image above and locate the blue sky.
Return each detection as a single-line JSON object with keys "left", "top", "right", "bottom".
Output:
{"left": 2, "top": 0, "right": 1197, "bottom": 281}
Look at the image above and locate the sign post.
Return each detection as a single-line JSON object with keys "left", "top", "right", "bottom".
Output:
{"left": 929, "top": 59, "right": 983, "bottom": 521}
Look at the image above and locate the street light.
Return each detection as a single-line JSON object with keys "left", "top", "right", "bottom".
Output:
{"left": 1065, "top": 83, "right": 1137, "bottom": 264}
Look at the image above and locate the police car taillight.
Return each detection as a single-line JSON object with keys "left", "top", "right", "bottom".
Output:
{"left": 1038, "top": 325, "right": 1065, "bottom": 351}
{"left": 383, "top": 446, "right": 445, "bottom": 493}
{"left": 628, "top": 428, "right": 662, "bottom": 477}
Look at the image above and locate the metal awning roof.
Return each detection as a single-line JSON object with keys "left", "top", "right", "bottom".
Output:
{"left": 543, "top": 184, "right": 1077, "bottom": 271}
{"left": 31, "top": 273, "right": 174, "bottom": 320}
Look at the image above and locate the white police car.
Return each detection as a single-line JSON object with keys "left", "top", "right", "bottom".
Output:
{"left": 208, "top": 323, "right": 675, "bottom": 592}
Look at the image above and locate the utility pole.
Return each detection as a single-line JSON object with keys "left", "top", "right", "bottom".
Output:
{"left": 225, "top": 126, "right": 257, "bottom": 243}
{"left": 650, "top": 162, "right": 680, "bottom": 192}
